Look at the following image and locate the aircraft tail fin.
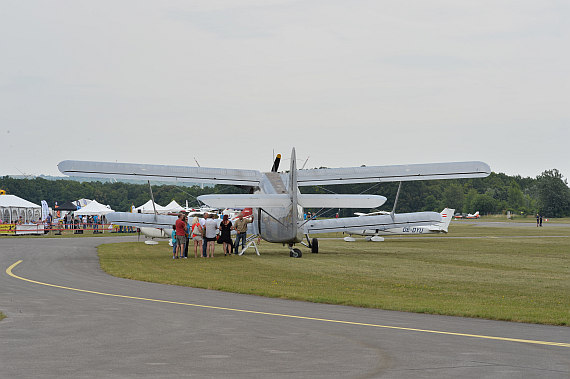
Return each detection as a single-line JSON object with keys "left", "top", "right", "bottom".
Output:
{"left": 438, "top": 208, "right": 454, "bottom": 232}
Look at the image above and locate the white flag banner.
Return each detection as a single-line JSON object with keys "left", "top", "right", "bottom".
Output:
{"left": 41, "top": 200, "right": 49, "bottom": 221}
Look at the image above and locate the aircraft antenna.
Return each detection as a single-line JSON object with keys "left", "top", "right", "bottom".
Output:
{"left": 193, "top": 157, "right": 201, "bottom": 167}
{"left": 301, "top": 156, "right": 310, "bottom": 170}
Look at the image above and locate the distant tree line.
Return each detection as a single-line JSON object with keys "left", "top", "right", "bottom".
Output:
{"left": 1, "top": 169, "right": 569, "bottom": 217}
{"left": 301, "top": 169, "right": 570, "bottom": 218}
{"left": 0, "top": 177, "right": 245, "bottom": 213}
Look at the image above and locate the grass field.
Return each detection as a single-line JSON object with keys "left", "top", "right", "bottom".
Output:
{"left": 465, "top": 215, "right": 570, "bottom": 224}
{"left": 98, "top": 224, "right": 569, "bottom": 326}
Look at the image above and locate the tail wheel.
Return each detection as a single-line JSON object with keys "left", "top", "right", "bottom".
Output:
{"left": 290, "top": 248, "right": 302, "bottom": 258}
{"left": 311, "top": 238, "right": 319, "bottom": 254}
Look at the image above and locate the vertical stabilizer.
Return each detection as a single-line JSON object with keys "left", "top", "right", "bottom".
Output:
{"left": 438, "top": 208, "right": 454, "bottom": 232}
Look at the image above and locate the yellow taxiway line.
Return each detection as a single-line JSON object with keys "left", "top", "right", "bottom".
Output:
{"left": 6, "top": 260, "right": 569, "bottom": 348}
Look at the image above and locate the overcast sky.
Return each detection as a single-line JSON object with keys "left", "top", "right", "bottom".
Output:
{"left": 1, "top": 1, "right": 568, "bottom": 182}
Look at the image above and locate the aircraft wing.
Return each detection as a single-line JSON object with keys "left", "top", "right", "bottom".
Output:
{"left": 198, "top": 194, "right": 386, "bottom": 209}
{"left": 297, "top": 161, "right": 491, "bottom": 186}
{"left": 106, "top": 212, "right": 178, "bottom": 229}
{"left": 298, "top": 194, "right": 386, "bottom": 208}
{"left": 58, "top": 160, "right": 262, "bottom": 186}
{"left": 303, "top": 212, "right": 442, "bottom": 234}
{"left": 198, "top": 194, "right": 291, "bottom": 208}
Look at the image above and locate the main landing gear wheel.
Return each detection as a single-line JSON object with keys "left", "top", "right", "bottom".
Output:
{"left": 290, "top": 248, "right": 302, "bottom": 258}
{"left": 311, "top": 238, "right": 319, "bottom": 254}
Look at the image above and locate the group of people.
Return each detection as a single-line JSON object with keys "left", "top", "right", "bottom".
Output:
{"left": 171, "top": 211, "right": 254, "bottom": 259}
{"left": 62, "top": 214, "right": 101, "bottom": 231}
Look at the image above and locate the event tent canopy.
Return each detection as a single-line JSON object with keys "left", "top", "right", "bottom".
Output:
{"left": 74, "top": 200, "right": 114, "bottom": 216}
{"left": 164, "top": 200, "right": 184, "bottom": 213}
{"left": 56, "top": 201, "right": 79, "bottom": 211}
{"left": 135, "top": 200, "right": 167, "bottom": 214}
{"left": 0, "top": 194, "right": 41, "bottom": 223}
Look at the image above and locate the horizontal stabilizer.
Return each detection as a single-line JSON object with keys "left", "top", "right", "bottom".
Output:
{"left": 106, "top": 212, "right": 177, "bottom": 229}
{"left": 58, "top": 160, "right": 261, "bottom": 186}
{"left": 298, "top": 194, "right": 386, "bottom": 208}
{"left": 198, "top": 194, "right": 291, "bottom": 208}
{"left": 297, "top": 161, "right": 491, "bottom": 186}
{"left": 304, "top": 212, "right": 442, "bottom": 234}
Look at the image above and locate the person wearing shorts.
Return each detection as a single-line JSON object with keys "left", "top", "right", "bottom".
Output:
{"left": 171, "top": 224, "right": 177, "bottom": 258}
{"left": 204, "top": 214, "right": 218, "bottom": 258}
{"left": 174, "top": 213, "right": 187, "bottom": 259}
{"left": 191, "top": 217, "right": 203, "bottom": 258}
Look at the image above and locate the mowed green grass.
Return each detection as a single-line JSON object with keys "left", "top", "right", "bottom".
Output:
{"left": 474, "top": 215, "right": 570, "bottom": 224}
{"left": 98, "top": 224, "right": 570, "bottom": 325}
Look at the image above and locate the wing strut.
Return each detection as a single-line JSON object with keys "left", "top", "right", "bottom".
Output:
{"left": 148, "top": 181, "right": 158, "bottom": 216}
{"left": 390, "top": 181, "right": 402, "bottom": 220}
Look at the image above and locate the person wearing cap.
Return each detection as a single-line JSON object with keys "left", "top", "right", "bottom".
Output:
{"left": 233, "top": 212, "right": 254, "bottom": 255}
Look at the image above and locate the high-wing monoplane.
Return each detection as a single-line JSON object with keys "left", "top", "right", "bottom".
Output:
{"left": 343, "top": 208, "right": 455, "bottom": 242}
{"left": 58, "top": 148, "right": 490, "bottom": 257}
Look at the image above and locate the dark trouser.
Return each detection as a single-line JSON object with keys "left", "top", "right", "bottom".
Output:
{"left": 183, "top": 239, "right": 189, "bottom": 257}
{"left": 202, "top": 237, "right": 208, "bottom": 257}
{"left": 234, "top": 232, "right": 247, "bottom": 254}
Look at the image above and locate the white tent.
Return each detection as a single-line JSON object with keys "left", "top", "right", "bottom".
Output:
{"left": 74, "top": 200, "right": 114, "bottom": 216}
{"left": 134, "top": 200, "right": 168, "bottom": 214}
{"left": 0, "top": 194, "right": 41, "bottom": 223}
{"left": 164, "top": 200, "right": 184, "bottom": 213}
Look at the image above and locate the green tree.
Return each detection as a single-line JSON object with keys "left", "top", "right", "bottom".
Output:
{"left": 507, "top": 181, "right": 524, "bottom": 210}
{"left": 422, "top": 195, "right": 441, "bottom": 211}
{"left": 535, "top": 169, "right": 570, "bottom": 217}
{"left": 443, "top": 184, "right": 464, "bottom": 211}
{"left": 472, "top": 194, "right": 498, "bottom": 214}
{"left": 463, "top": 188, "right": 479, "bottom": 213}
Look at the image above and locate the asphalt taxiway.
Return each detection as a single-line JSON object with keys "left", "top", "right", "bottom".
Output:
{"left": 1, "top": 237, "right": 568, "bottom": 378}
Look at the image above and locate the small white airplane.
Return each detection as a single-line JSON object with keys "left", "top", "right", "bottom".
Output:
{"left": 343, "top": 208, "right": 455, "bottom": 242}
{"left": 465, "top": 211, "right": 480, "bottom": 219}
{"left": 58, "top": 148, "right": 490, "bottom": 257}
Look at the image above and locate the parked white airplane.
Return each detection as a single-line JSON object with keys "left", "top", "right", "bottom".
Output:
{"left": 343, "top": 208, "right": 455, "bottom": 242}
{"left": 465, "top": 211, "right": 480, "bottom": 219}
{"left": 58, "top": 148, "right": 490, "bottom": 257}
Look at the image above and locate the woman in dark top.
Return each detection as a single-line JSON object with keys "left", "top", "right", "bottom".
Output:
{"left": 219, "top": 214, "right": 233, "bottom": 256}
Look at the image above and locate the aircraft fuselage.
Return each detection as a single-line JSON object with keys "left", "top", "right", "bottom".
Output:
{"left": 253, "top": 171, "right": 304, "bottom": 244}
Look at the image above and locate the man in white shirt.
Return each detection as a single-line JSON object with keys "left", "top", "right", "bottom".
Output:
{"left": 204, "top": 213, "right": 218, "bottom": 258}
